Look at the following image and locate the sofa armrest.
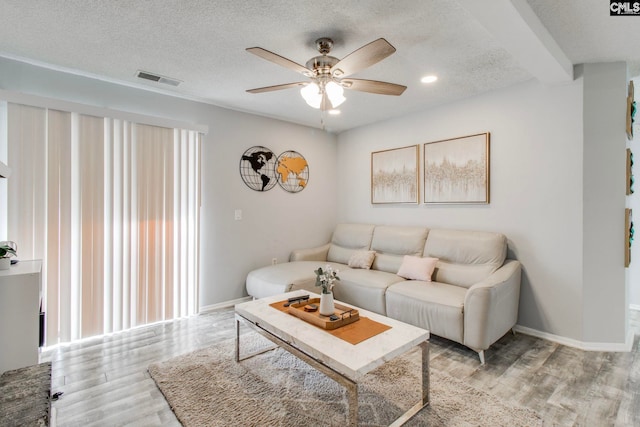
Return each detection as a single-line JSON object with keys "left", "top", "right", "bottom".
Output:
{"left": 289, "top": 243, "right": 331, "bottom": 262}
{"left": 463, "top": 259, "right": 521, "bottom": 352}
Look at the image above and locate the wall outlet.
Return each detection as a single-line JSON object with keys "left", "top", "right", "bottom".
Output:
{"left": 234, "top": 209, "right": 242, "bottom": 221}
{"left": 271, "top": 258, "right": 277, "bottom": 265}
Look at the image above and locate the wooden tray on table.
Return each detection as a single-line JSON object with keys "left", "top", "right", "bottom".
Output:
{"left": 288, "top": 298, "right": 360, "bottom": 330}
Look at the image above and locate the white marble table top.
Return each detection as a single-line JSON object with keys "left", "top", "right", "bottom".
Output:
{"left": 235, "top": 290, "right": 429, "bottom": 381}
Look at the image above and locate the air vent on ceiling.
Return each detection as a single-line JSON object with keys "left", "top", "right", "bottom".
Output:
{"left": 136, "top": 70, "right": 182, "bottom": 87}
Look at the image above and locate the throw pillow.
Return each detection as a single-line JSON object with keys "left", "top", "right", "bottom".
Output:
{"left": 347, "top": 250, "right": 376, "bottom": 269}
{"left": 397, "top": 255, "right": 439, "bottom": 281}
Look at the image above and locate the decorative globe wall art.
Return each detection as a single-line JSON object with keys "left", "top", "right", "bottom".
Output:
{"left": 276, "top": 150, "right": 309, "bottom": 193}
{"left": 239, "top": 146, "right": 277, "bottom": 191}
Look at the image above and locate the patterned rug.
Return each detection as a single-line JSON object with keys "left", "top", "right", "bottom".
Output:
{"left": 0, "top": 362, "right": 51, "bottom": 427}
{"left": 149, "top": 334, "right": 541, "bottom": 426}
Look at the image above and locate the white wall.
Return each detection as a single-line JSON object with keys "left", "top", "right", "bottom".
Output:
{"left": 336, "top": 72, "right": 625, "bottom": 345}
{"left": 201, "top": 115, "right": 338, "bottom": 305}
{"left": 0, "top": 57, "right": 338, "bottom": 308}
{"left": 581, "top": 63, "right": 628, "bottom": 343}
{"left": 1, "top": 55, "right": 631, "bottom": 346}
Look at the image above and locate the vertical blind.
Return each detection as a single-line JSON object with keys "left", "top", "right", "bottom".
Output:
{"left": 6, "top": 103, "right": 200, "bottom": 345}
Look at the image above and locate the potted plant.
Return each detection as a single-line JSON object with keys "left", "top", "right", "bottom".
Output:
{"left": 0, "top": 241, "right": 17, "bottom": 270}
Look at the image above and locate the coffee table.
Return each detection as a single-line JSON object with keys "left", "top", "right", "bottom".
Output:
{"left": 235, "top": 290, "right": 430, "bottom": 427}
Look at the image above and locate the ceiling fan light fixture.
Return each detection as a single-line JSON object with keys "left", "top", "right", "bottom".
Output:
{"left": 325, "top": 81, "right": 346, "bottom": 108}
{"left": 300, "top": 82, "right": 322, "bottom": 108}
{"left": 248, "top": 37, "right": 404, "bottom": 112}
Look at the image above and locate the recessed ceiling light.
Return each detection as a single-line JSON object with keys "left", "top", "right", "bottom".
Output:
{"left": 328, "top": 110, "right": 341, "bottom": 115}
{"left": 421, "top": 75, "right": 438, "bottom": 84}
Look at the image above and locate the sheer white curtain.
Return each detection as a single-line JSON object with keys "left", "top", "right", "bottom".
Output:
{"left": 6, "top": 103, "right": 200, "bottom": 345}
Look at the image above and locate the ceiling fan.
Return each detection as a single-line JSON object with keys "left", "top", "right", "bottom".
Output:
{"left": 246, "top": 37, "right": 407, "bottom": 111}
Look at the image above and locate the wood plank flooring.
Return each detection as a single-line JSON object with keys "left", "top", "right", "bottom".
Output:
{"left": 42, "top": 308, "right": 640, "bottom": 426}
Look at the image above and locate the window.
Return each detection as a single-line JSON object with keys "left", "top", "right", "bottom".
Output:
{"left": 5, "top": 103, "right": 200, "bottom": 345}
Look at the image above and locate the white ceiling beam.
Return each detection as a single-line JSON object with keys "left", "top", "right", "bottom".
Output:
{"left": 457, "top": 0, "right": 574, "bottom": 84}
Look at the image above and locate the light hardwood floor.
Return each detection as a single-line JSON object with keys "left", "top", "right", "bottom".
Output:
{"left": 42, "top": 308, "right": 640, "bottom": 426}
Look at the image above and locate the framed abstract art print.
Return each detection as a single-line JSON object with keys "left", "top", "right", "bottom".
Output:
{"left": 423, "top": 133, "right": 490, "bottom": 204}
{"left": 371, "top": 145, "right": 419, "bottom": 204}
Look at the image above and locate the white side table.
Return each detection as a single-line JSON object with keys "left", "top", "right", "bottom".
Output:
{"left": 0, "top": 260, "right": 42, "bottom": 373}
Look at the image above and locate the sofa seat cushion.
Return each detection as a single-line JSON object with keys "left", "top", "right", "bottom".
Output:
{"left": 385, "top": 280, "right": 467, "bottom": 344}
{"left": 246, "top": 261, "right": 346, "bottom": 299}
{"left": 333, "top": 269, "right": 404, "bottom": 315}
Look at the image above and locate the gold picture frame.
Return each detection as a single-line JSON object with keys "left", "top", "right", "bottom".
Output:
{"left": 423, "top": 133, "right": 490, "bottom": 204}
{"left": 371, "top": 145, "right": 419, "bottom": 204}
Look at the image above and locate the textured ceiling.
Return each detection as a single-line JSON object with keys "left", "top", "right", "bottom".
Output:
{"left": 0, "top": 0, "right": 638, "bottom": 133}
{"left": 528, "top": 0, "right": 640, "bottom": 77}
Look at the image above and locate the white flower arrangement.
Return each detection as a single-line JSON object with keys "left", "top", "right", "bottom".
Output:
{"left": 314, "top": 265, "right": 340, "bottom": 294}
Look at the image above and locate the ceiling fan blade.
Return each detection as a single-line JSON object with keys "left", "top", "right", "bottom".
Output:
{"left": 246, "top": 82, "right": 307, "bottom": 94}
{"left": 246, "top": 47, "right": 312, "bottom": 76}
{"left": 341, "top": 79, "right": 407, "bottom": 96}
{"left": 331, "top": 38, "right": 396, "bottom": 78}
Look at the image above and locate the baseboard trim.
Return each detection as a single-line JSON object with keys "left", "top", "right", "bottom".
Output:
{"left": 514, "top": 324, "right": 634, "bottom": 352}
{"left": 199, "top": 296, "right": 252, "bottom": 313}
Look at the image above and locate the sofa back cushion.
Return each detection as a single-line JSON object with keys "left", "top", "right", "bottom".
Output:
{"left": 370, "top": 226, "right": 429, "bottom": 273}
{"left": 424, "top": 229, "right": 507, "bottom": 288}
{"left": 326, "top": 223, "right": 375, "bottom": 264}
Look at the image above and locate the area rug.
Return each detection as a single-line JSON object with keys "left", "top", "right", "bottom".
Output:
{"left": 149, "top": 334, "right": 541, "bottom": 426}
{"left": 0, "top": 362, "right": 51, "bottom": 427}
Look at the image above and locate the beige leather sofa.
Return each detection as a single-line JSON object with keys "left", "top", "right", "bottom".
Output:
{"left": 246, "top": 223, "right": 521, "bottom": 364}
